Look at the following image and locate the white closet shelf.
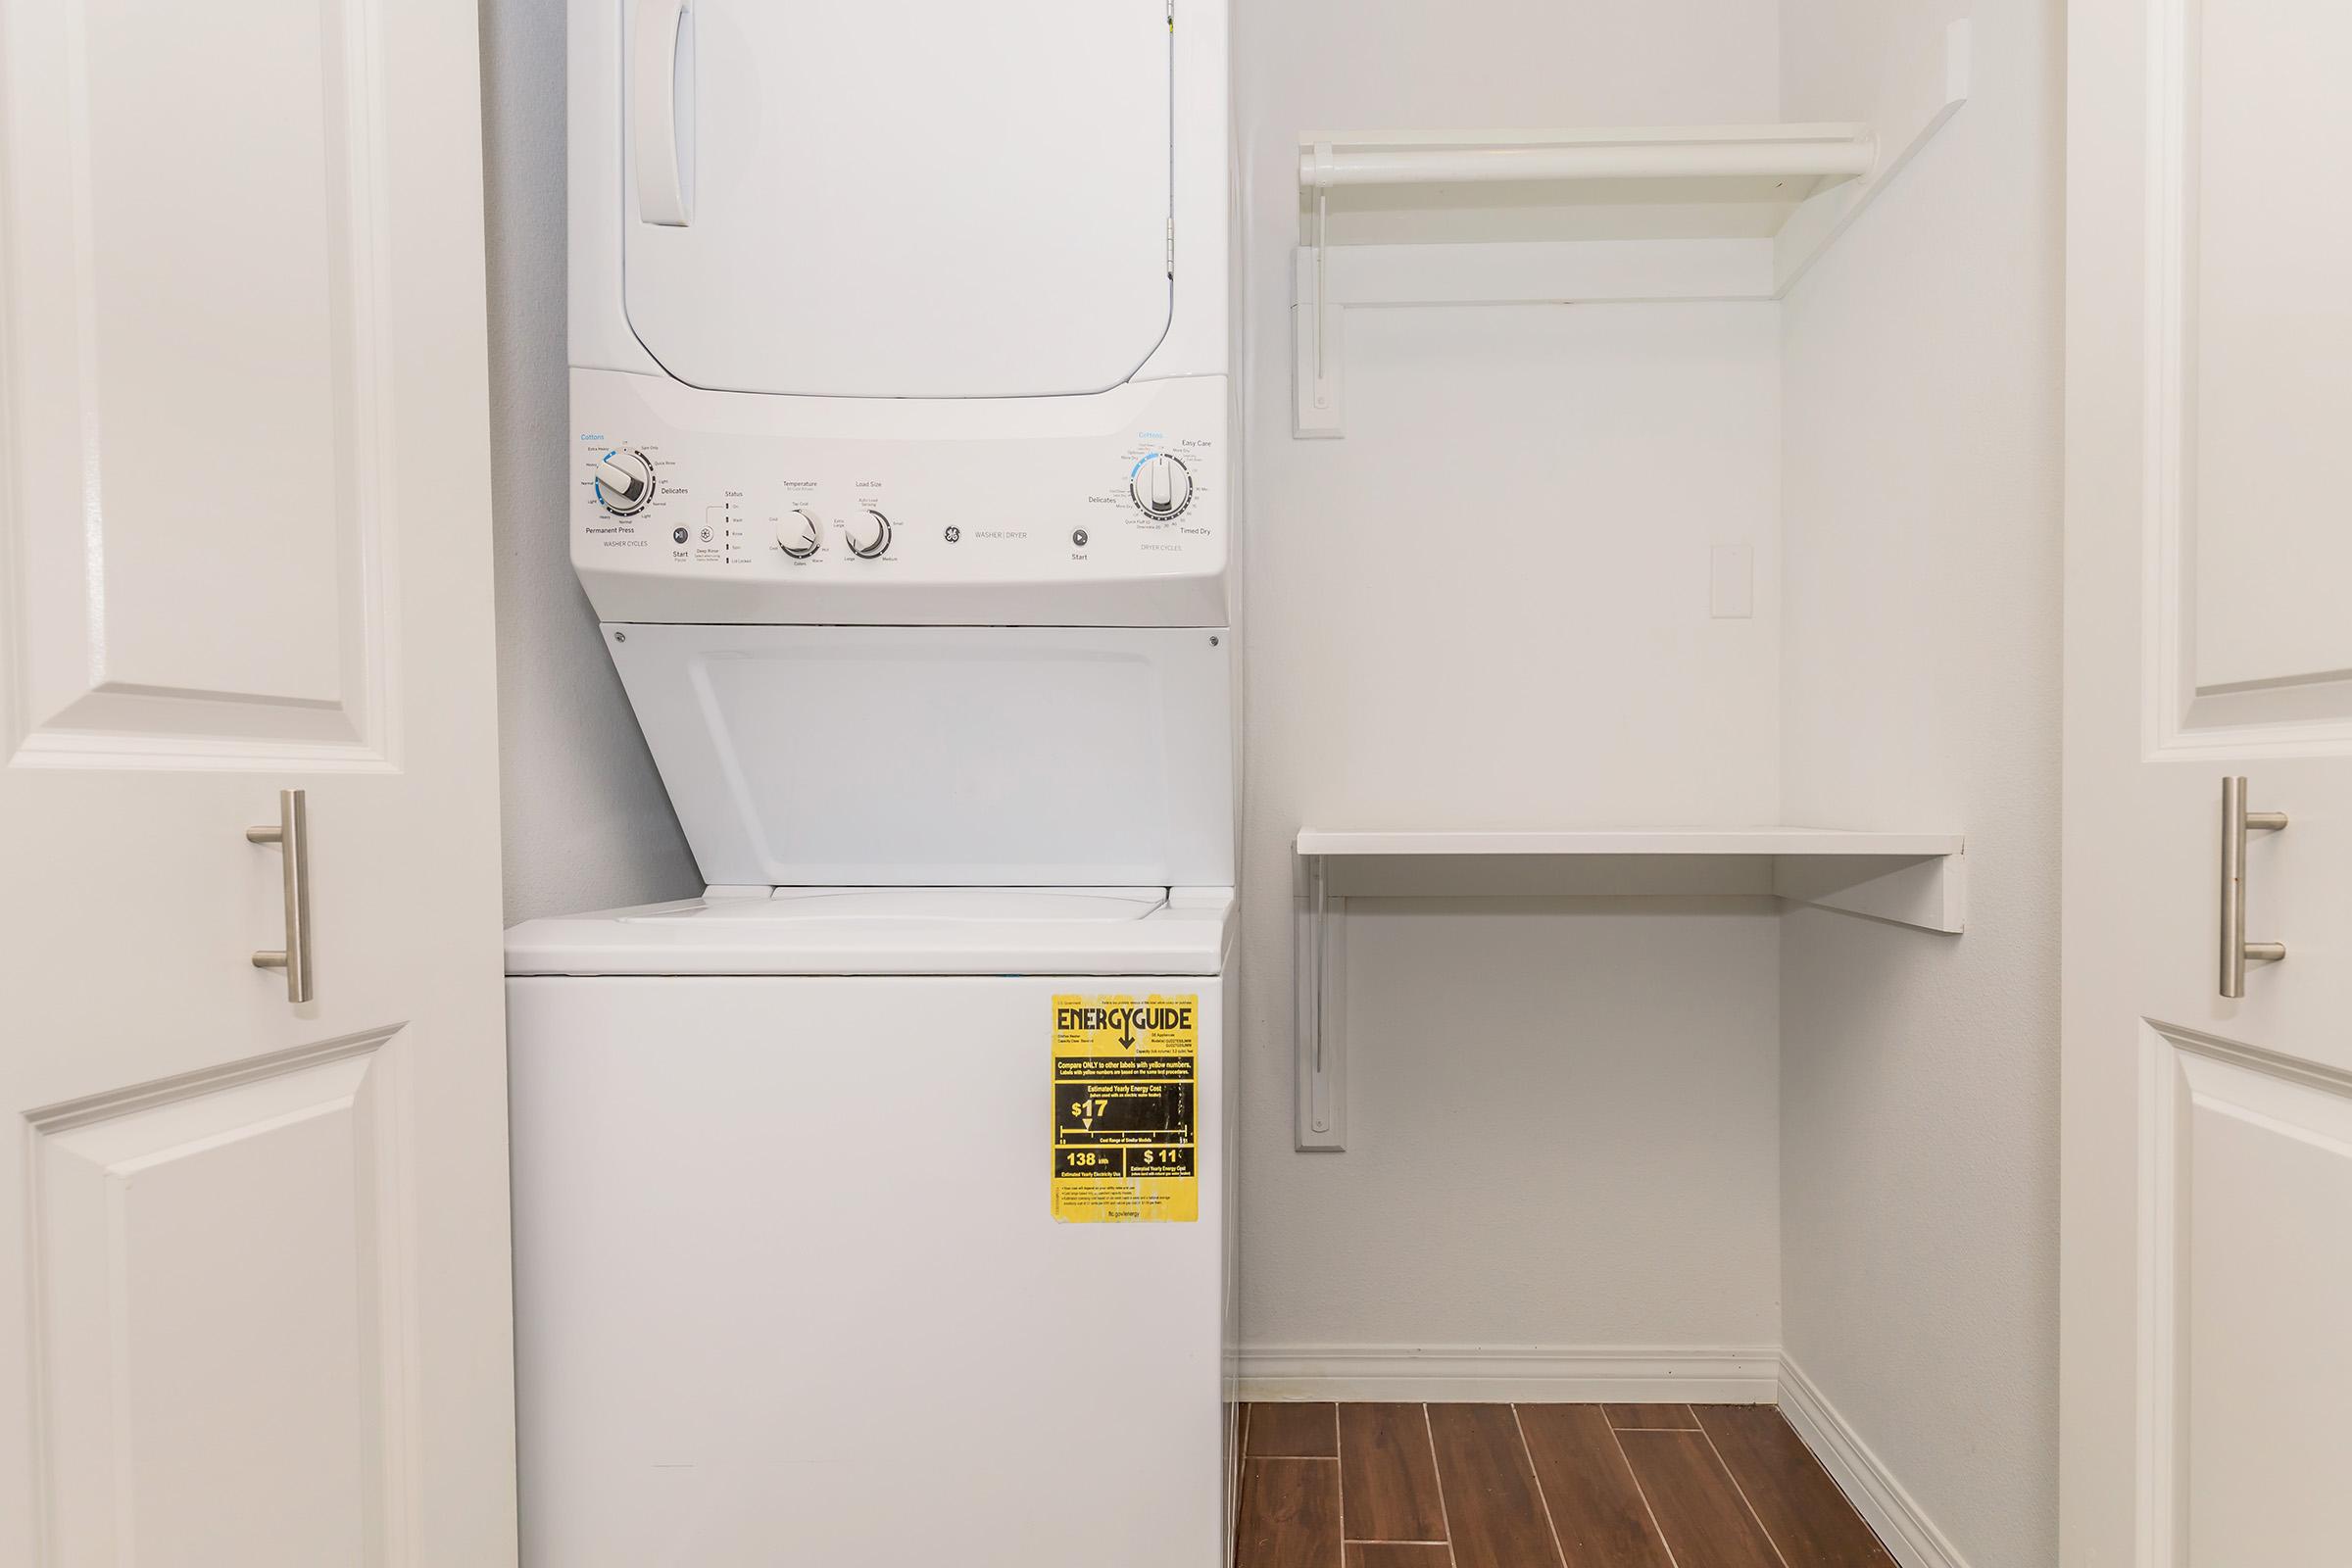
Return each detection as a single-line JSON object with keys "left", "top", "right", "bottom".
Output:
{"left": 1293, "top": 20, "right": 1972, "bottom": 436}
{"left": 1295, "top": 123, "right": 1880, "bottom": 206}
{"left": 1295, "top": 827, "right": 1965, "bottom": 928}
{"left": 1289, "top": 828, "right": 1966, "bottom": 1152}
{"left": 1296, "top": 827, "right": 1964, "bottom": 858}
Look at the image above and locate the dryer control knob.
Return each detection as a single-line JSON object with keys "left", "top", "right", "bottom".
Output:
{"left": 592, "top": 450, "right": 657, "bottom": 514}
{"left": 1131, "top": 453, "right": 1193, "bottom": 519}
{"left": 846, "top": 509, "right": 892, "bottom": 559}
{"left": 778, "top": 508, "right": 822, "bottom": 559}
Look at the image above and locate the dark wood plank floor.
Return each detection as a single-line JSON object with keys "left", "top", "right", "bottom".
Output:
{"left": 1237, "top": 1402, "right": 1895, "bottom": 1568}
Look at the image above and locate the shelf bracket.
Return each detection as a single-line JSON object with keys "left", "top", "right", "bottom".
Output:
{"left": 1770, "top": 852, "right": 1967, "bottom": 933}
{"left": 1294, "top": 143, "right": 1342, "bottom": 438}
{"left": 1293, "top": 852, "right": 1348, "bottom": 1150}
{"left": 1773, "top": 20, "right": 1972, "bottom": 292}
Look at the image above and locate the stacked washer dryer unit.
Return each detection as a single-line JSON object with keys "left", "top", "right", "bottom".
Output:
{"left": 505, "top": 2, "right": 1235, "bottom": 1565}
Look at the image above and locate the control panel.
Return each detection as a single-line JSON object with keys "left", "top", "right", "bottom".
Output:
{"left": 1130, "top": 453, "right": 1194, "bottom": 519}
{"left": 591, "top": 449, "right": 657, "bottom": 514}
{"left": 570, "top": 369, "right": 1229, "bottom": 626}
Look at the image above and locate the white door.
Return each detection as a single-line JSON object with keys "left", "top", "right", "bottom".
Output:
{"left": 2064, "top": 3, "right": 2352, "bottom": 1562}
{"left": 0, "top": 0, "right": 517, "bottom": 1563}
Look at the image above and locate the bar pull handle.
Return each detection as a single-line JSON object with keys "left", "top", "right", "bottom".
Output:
{"left": 248, "top": 789, "right": 315, "bottom": 1004}
{"left": 2219, "top": 776, "right": 2286, "bottom": 1000}
{"left": 632, "top": 0, "right": 693, "bottom": 225}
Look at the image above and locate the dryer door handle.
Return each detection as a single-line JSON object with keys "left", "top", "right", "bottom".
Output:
{"left": 632, "top": 0, "right": 693, "bottom": 225}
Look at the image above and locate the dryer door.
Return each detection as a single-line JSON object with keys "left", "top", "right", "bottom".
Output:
{"left": 620, "top": 0, "right": 1174, "bottom": 400}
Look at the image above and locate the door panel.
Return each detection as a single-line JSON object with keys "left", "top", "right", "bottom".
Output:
{"left": 2188, "top": 8, "right": 2352, "bottom": 708}
{"left": 0, "top": 0, "right": 515, "bottom": 1561}
{"left": 30, "top": 1034, "right": 406, "bottom": 1564}
{"left": 2142, "top": 2, "right": 2352, "bottom": 744}
{"left": 2161, "top": 1037, "right": 2352, "bottom": 1565}
{"left": 620, "top": 0, "right": 1174, "bottom": 399}
{"left": 2173, "top": 1044, "right": 2342, "bottom": 1568}
{"left": 2066, "top": 0, "right": 2352, "bottom": 1561}
{"left": 3, "top": 0, "right": 391, "bottom": 766}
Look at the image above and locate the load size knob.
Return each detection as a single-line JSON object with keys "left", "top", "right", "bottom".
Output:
{"left": 1131, "top": 453, "right": 1193, "bottom": 519}
{"left": 777, "top": 508, "right": 822, "bottom": 559}
{"left": 592, "top": 449, "right": 656, "bottom": 515}
{"left": 845, "top": 509, "right": 892, "bottom": 559}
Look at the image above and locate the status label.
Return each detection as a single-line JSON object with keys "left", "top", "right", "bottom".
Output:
{"left": 1052, "top": 994, "right": 1199, "bottom": 1224}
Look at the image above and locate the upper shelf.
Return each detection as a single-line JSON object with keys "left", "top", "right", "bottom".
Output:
{"left": 1292, "top": 21, "right": 1972, "bottom": 435}
{"left": 1296, "top": 123, "right": 1880, "bottom": 246}
{"left": 1295, "top": 827, "right": 1968, "bottom": 934}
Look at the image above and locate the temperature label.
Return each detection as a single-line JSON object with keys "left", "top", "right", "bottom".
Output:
{"left": 1051, "top": 994, "right": 1199, "bottom": 1224}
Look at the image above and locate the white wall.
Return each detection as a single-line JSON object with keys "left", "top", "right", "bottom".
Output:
{"left": 1235, "top": 0, "right": 1788, "bottom": 1356}
{"left": 480, "top": 0, "right": 699, "bottom": 924}
{"left": 1253, "top": 899, "right": 1783, "bottom": 1356}
{"left": 1777, "top": 2, "right": 2063, "bottom": 1563}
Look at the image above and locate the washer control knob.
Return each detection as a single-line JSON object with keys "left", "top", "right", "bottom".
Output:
{"left": 1131, "top": 453, "right": 1194, "bottom": 519}
{"left": 592, "top": 449, "right": 656, "bottom": 514}
{"left": 778, "top": 508, "right": 822, "bottom": 559}
{"left": 845, "top": 509, "right": 893, "bottom": 559}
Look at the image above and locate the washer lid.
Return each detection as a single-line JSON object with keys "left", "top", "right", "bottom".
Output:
{"left": 504, "top": 887, "right": 1233, "bottom": 976}
{"left": 621, "top": 0, "right": 1174, "bottom": 399}
{"left": 601, "top": 623, "right": 1235, "bottom": 892}
{"left": 742, "top": 887, "right": 1167, "bottom": 922}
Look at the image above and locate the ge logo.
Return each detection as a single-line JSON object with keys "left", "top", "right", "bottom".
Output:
{"left": 944, "top": 526, "right": 961, "bottom": 543}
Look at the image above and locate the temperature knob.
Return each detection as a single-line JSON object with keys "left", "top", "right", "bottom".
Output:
{"left": 1131, "top": 453, "right": 1194, "bottom": 519}
{"left": 845, "top": 509, "right": 892, "bottom": 559}
{"left": 778, "top": 508, "right": 822, "bottom": 559}
{"left": 592, "top": 450, "right": 656, "bottom": 514}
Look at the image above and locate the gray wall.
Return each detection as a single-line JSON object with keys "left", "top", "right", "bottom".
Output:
{"left": 1777, "top": 1, "right": 2064, "bottom": 1562}
{"left": 481, "top": 0, "right": 699, "bottom": 925}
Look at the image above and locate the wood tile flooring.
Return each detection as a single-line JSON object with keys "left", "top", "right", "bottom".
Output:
{"left": 1237, "top": 1402, "right": 1895, "bottom": 1568}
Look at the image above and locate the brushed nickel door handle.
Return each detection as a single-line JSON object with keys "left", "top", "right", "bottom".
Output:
{"left": 2220, "top": 776, "right": 2286, "bottom": 1000}
{"left": 247, "top": 788, "right": 314, "bottom": 1004}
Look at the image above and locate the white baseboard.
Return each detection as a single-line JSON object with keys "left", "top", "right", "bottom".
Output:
{"left": 1777, "top": 1355, "right": 1972, "bottom": 1568}
{"left": 1235, "top": 1343, "right": 1780, "bottom": 1404}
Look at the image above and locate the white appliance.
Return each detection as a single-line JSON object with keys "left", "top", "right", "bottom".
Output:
{"left": 506, "top": 890, "right": 1237, "bottom": 1565}
{"left": 511, "top": 0, "right": 1237, "bottom": 1562}
{"left": 564, "top": 0, "right": 1234, "bottom": 646}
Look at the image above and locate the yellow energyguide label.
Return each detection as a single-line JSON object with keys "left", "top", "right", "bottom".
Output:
{"left": 1052, "top": 993, "right": 1199, "bottom": 1223}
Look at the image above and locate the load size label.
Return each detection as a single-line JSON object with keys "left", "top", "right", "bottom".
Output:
{"left": 1052, "top": 994, "right": 1199, "bottom": 1224}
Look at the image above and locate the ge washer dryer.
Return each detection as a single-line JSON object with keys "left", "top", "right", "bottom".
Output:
{"left": 508, "top": 0, "right": 1240, "bottom": 1562}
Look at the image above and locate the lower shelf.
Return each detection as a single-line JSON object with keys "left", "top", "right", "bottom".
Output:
{"left": 1292, "top": 828, "right": 1966, "bottom": 1150}
{"left": 1298, "top": 828, "right": 1964, "bottom": 923}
